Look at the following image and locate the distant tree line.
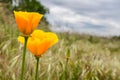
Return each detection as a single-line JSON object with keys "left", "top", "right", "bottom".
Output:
{"left": 1, "top": 0, "right": 48, "bottom": 14}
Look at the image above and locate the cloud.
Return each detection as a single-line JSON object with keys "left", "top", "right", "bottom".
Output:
{"left": 40, "top": 0, "right": 120, "bottom": 36}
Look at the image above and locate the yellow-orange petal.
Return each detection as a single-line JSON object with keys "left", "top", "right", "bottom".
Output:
{"left": 17, "top": 30, "right": 58, "bottom": 57}
{"left": 35, "top": 39, "right": 51, "bottom": 56}
{"left": 14, "top": 11, "right": 28, "bottom": 34}
{"left": 32, "top": 13, "right": 43, "bottom": 29}
{"left": 27, "top": 37, "right": 40, "bottom": 54}
{"left": 14, "top": 11, "right": 43, "bottom": 35}
{"left": 17, "top": 36, "right": 25, "bottom": 44}
{"left": 31, "top": 30, "right": 45, "bottom": 40}
{"left": 45, "top": 32, "right": 59, "bottom": 46}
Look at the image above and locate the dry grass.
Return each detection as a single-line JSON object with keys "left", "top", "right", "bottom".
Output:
{"left": 0, "top": 5, "right": 120, "bottom": 80}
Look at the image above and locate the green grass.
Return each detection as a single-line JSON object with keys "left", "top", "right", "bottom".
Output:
{"left": 0, "top": 6, "right": 120, "bottom": 80}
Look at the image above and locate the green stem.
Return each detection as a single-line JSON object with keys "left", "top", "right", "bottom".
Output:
{"left": 35, "top": 56, "right": 39, "bottom": 80}
{"left": 65, "top": 57, "right": 68, "bottom": 80}
{"left": 21, "top": 36, "right": 28, "bottom": 80}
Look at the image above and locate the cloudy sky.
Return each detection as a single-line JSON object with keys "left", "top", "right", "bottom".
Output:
{"left": 40, "top": 0, "right": 120, "bottom": 36}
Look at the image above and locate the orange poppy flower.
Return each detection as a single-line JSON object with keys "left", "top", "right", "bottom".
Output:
{"left": 18, "top": 30, "right": 58, "bottom": 57}
{"left": 14, "top": 11, "right": 43, "bottom": 35}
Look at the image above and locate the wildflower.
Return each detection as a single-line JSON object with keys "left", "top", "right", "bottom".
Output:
{"left": 14, "top": 11, "right": 43, "bottom": 35}
{"left": 18, "top": 30, "right": 58, "bottom": 57}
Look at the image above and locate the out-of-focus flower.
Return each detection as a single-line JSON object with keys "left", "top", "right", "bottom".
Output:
{"left": 18, "top": 30, "right": 58, "bottom": 57}
{"left": 14, "top": 11, "right": 43, "bottom": 35}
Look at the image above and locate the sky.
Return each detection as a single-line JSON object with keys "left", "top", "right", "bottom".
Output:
{"left": 40, "top": 0, "right": 120, "bottom": 36}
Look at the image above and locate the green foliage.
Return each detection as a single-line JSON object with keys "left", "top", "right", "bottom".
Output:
{"left": 0, "top": 0, "right": 12, "bottom": 3}
{"left": 13, "top": 0, "right": 48, "bottom": 14}
{"left": 0, "top": 0, "right": 48, "bottom": 15}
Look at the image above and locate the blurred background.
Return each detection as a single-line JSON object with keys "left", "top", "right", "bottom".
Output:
{"left": 2, "top": 0, "right": 120, "bottom": 36}
{"left": 40, "top": 0, "right": 120, "bottom": 36}
{"left": 0, "top": 0, "right": 120, "bottom": 80}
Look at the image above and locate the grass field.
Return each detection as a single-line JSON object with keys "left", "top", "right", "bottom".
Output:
{"left": 0, "top": 4, "right": 120, "bottom": 80}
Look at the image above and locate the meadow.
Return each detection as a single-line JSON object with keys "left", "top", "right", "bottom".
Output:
{"left": 0, "top": 3, "right": 120, "bottom": 80}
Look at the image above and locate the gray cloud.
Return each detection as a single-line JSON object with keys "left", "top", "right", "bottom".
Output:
{"left": 40, "top": 0, "right": 120, "bottom": 36}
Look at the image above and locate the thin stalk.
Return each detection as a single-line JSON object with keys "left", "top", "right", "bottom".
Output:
{"left": 64, "top": 49, "right": 70, "bottom": 80}
{"left": 65, "top": 57, "right": 69, "bottom": 80}
{"left": 21, "top": 36, "right": 28, "bottom": 80}
{"left": 35, "top": 56, "right": 40, "bottom": 80}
